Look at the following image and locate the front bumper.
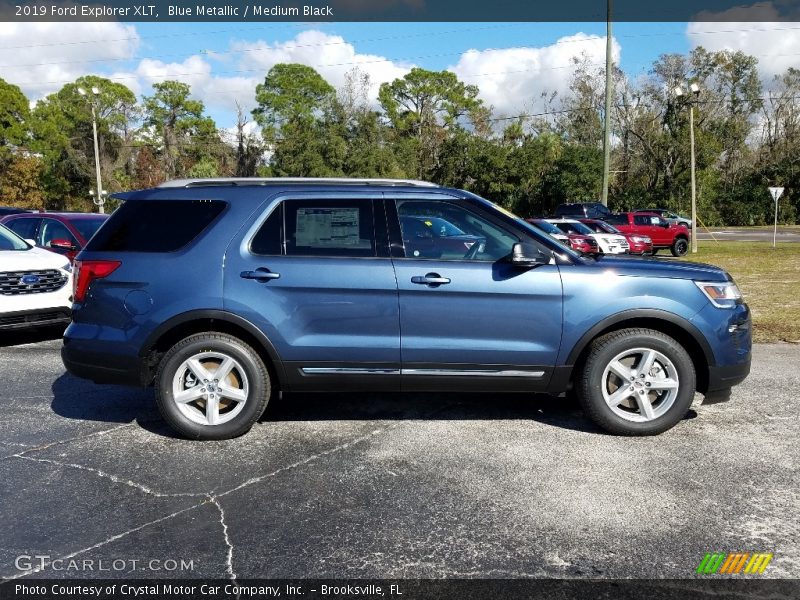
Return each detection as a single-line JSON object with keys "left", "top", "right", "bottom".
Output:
{"left": 707, "top": 359, "right": 751, "bottom": 393}
{"left": 0, "top": 308, "right": 71, "bottom": 331}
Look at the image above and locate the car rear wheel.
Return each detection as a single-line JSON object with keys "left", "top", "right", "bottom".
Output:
{"left": 576, "top": 328, "right": 696, "bottom": 435}
{"left": 671, "top": 237, "right": 689, "bottom": 256}
{"left": 155, "top": 333, "right": 271, "bottom": 440}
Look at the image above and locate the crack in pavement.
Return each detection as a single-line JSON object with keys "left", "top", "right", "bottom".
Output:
{"left": 13, "top": 454, "right": 206, "bottom": 499}
{"left": 1, "top": 423, "right": 135, "bottom": 461}
{"left": 5, "top": 402, "right": 456, "bottom": 581}
{"left": 4, "top": 421, "right": 407, "bottom": 581}
{"left": 217, "top": 426, "right": 397, "bottom": 499}
{"left": 3, "top": 502, "right": 207, "bottom": 580}
{"left": 208, "top": 495, "right": 238, "bottom": 583}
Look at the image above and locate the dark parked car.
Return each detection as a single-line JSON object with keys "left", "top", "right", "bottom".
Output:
{"left": 0, "top": 211, "right": 109, "bottom": 262}
{"left": 554, "top": 202, "right": 613, "bottom": 220}
{"left": 62, "top": 178, "right": 750, "bottom": 440}
{"left": 399, "top": 215, "right": 485, "bottom": 259}
{"left": 0, "top": 207, "right": 33, "bottom": 216}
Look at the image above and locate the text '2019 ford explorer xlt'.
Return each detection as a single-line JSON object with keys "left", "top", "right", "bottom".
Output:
{"left": 62, "top": 178, "right": 751, "bottom": 440}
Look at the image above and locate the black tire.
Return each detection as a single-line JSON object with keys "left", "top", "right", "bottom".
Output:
{"left": 576, "top": 328, "right": 696, "bottom": 435}
{"left": 155, "top": 333, "right": 271, "bottom": 440}
{"left": 671, "top": 237, "right": 689, "bottom": 257}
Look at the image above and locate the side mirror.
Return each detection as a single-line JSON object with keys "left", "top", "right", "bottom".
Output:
{"left": 661, "top": 222, "right": 670, "bottom": 228}
{"left": 50, "top": 238, "right": 77, "bottom": 251}
{"left": 511, "top": 242, "right": 550, "bottom": 267}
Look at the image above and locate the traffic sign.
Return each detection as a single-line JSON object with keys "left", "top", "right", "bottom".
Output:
{"left": 770, "top": 186, "right": 785, "bottom": 248}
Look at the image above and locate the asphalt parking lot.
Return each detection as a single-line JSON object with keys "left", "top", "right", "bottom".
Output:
{"left": 696, "top": 227, "right": 800, "bottom": 243}
{"left": 1, "top": 332, "right": 798, "bottom": 581}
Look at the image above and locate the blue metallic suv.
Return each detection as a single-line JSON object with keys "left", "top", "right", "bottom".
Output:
{"left": 62, "top": 178, "right": 751, "bottom": 440}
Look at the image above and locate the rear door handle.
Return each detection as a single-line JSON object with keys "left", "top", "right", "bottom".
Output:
{"left": 240, "top": 268, "right": 280, "bottom": 281}
{"left": 411, "top": 273, "right": 451, "bottom": 286}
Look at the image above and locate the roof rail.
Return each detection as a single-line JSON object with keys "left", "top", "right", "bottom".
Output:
{"left": 157, "top": 177, "right": 439, "bottom": 189}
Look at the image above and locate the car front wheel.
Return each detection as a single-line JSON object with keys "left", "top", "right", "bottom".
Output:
{"left": 671, "top": 237, "right": 689, "bottom": 256}
{"left": 155, "top": 333, "right": 271, "bottom": 440}
{"left": 576, "top": 328, "right": 696, "bottom": 435}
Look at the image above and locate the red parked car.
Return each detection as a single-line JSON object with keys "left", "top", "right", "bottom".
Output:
{"left": 0, "top": 211, "right": 109, "bottom": 262}
{"left": 605, "top": 212, "right": 690, "bottom": 256}
{"left": 580, "top": 218, "right": 653, "bottom": 255}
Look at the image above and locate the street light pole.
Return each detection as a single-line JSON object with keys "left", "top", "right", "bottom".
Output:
{"left": 688, "top": 100, "right": 697, "bottom": 253}
{"left": 600, "top": 0, "right": 613, "bottom": 207}
{"left": 674, "top": 83, "right": 700, "bottom": 253}
{"left": 78, "top": 86, "right": 105, "bottom": 214}
{"left": 89, "top": 102, "right": 104, "bottom": 214}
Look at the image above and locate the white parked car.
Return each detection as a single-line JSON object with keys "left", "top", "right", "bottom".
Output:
{"left": 0, "top": 223, "right": 72, "bottom": 331}
{"left": 545, "top": 218, "right": 630, "bottom": 254}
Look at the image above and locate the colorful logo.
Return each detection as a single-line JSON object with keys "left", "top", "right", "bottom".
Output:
{"left": 696, "top": 552, "right": 773, "bottom": 574}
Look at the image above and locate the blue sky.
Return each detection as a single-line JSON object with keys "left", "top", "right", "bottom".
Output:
{"left": 0, "top": 20, "right": 792, "bottom": 131}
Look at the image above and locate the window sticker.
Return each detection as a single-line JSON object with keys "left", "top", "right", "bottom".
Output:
{"left": 295, "top": 207, "right": 369, "bottom": 248}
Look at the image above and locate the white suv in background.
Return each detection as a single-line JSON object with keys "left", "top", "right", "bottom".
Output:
{"left": 0, "top": 223, "right": 72, "bottom": 331}
{"left": 545, "top": 218, "right": 629, "bottom": 254}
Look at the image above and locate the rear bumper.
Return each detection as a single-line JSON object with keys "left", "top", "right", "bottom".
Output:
{"left": 0, "top": 308, "right": 71, "bottom": 331}
{"left": 61, "top": 338, "right": 145, "bottom": 386}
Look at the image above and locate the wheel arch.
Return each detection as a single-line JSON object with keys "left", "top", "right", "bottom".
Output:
{"left": 564, "top": 310, "right": 714, "bottom": 394}
{"left": 139, "top": 310, "right": 286, "bottom": 389}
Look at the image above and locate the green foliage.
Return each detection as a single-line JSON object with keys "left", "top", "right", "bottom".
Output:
{"left": 29, "top": 75, "right": 138, "bottom": 210}
{"left": 379, "top": 67, "right": 485, "bottom": 179}
{"left": 143, "top": 80, "right": 223, "bottom": 180}
{"left": 1, "top": 54, "right": 799, "bottom": 226}
{"left": 0, "top": 78, "right": 29, "bottom": 151}
{"left": 253, "top": 64, "right": 336, "bottom": 138}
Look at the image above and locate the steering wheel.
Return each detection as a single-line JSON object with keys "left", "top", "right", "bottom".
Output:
{"left": 463, "top": 241, "right": 482, "bottom": 260}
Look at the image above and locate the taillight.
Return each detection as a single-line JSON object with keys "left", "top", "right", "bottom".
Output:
{"left": 73, "top": 259, "right": 121, "bottom": 303}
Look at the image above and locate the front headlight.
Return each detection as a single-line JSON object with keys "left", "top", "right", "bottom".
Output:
{"left": 695, "top": 281, "right": 742, "bottom": 308}
{"left": 61, "top": 262, "right": 72, "bottom": 273}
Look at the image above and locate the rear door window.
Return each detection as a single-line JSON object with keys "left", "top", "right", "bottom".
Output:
{"left": 6, "top": 217, "right": 40, "bottom": 240}
{"left": 283, "top": 200, "right": 376, "bottom": 257}
{"left": 86, "top": 200, "right": 226, "bottom": 252}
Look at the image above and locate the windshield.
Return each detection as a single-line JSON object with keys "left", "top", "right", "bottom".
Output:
{"left": 529, "top": 220, "right": 562, "bottom": 235}
{"left": 0, "top": 223, "right": 30, "bottom": 251}
{"left": 585, "top": 220, "right": 621, "bottom": 234}
{"left": 71, "top": 217, "right": 107, "bottom": 241}
{"left": 554, "top": 221, "right": 595, "bottom": 236}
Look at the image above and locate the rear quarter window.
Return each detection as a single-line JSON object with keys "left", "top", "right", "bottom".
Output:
{"left": 85, "top": 199, "right": 226, "bottom": 252}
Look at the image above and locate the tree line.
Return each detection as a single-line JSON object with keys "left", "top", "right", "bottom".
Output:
{"left": 0, "top": 46, "right": 797, "bottom": 224}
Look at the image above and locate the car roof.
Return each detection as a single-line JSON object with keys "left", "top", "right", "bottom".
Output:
{"left": 4, "top": 211, "right": 107, "bottom": 219}
{"left": 157, "top": 177, "right": 439, "bottom": 189}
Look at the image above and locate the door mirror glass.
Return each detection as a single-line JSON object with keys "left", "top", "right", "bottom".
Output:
{"left": 511, "top": 243, "right": 550, "bottom": 267}
{"left": 50, "top": 238, "right": 77, "bottom": 251}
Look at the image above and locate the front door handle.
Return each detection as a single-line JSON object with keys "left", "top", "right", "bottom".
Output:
{"left": 240, "top": 268, "right": 280, "bottom": 281}
{"left": 411, "top": 273, "right": 451, "bottom": 286}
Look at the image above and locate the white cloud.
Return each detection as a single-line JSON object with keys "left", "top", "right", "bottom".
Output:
{"left": 0, "top": 21, "right": 139, "bottom": 100}
{"left": 118, "top": 29, "right": 414, "bottom": 122}
{"left": 231, "top": 29, "right": 412, "bottom": 106}
{"left": 687, "top": 4, "right": 800, "bottom": 81}
{"left": 448, "top": 33, "right": 621, "bottom": 119}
